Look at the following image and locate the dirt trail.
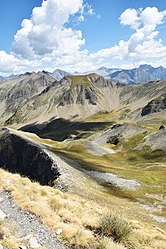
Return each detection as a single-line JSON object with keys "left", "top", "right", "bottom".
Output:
{"left": 0, "top": 190, "right": 66, "bottom": 249}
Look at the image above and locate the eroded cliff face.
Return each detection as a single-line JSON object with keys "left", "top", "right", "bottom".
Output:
{"left": 0, "top": 128, "right": 60, "bottom": 185}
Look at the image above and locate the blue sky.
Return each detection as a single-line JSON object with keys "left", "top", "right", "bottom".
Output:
{"left": 0, "top": 0, "right": 166, "bottom": 75}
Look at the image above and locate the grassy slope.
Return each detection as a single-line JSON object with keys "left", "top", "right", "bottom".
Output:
{"left": 68, "top": 75, "right": 91, "bottom": 89}
{"left": 21, "top": 126, "right": 166, "bottom": 230}
{"left": 45, "top": 117, "right": 166, "bottom": 228}
{"left": 0, "top": 169, "right": 166, "bottom": 249}
{"left": 18, "top": 112, "right": 166, "bottom": 225}
{"left": 2, "top": 111, "right": 166, "bottom": 248}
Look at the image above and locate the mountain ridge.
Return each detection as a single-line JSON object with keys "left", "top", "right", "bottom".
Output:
{"left": 0, "top": 71, "right": 166, "bottom": 127}
{"left": 1, "top": 64, "right": 166, "bottom": 85}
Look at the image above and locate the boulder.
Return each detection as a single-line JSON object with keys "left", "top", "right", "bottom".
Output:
{"left": 29, "top": 237, "right": 41, "bottom": 249}
{"left": 159, "top": 125, "right": 165, "bottom": 130}
{"left": 0, "top": 209, "right": 6, "bottom": 220}
{"left": 106, "top": 135, "right": 120, "bottom": 145}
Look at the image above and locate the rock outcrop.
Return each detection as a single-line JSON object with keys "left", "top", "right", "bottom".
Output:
{"left": 141, "top": 94, "right": 166, "bottom": 116}
{"left": 0, "top": 128, "right": 60, "bottom": 185}
{"left": 136, "top": 129, "right": 166, "bottom": 152}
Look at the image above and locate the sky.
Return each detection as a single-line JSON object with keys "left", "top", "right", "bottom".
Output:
{"left": 1, "top": 0, "right": 166, "bottom": 75}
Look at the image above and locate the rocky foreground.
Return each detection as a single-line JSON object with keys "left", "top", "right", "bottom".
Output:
{"left": 0, "top": 190, "right": 65, "bottom": 249}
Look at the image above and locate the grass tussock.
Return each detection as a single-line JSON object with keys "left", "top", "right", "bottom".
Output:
{"left": 0, "top": 220, "right": 20, "bottom": 249}
{"left": 0, "top": 169, "right": 166, "bottom": 248}
{"left": 98, "top": 212, "right": 132, "bottom": 243}
{"left": 97, "top": 237, "right": 126, "bottom": 249}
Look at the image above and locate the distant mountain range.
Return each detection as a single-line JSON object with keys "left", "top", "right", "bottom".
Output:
{"left": 1, "top": 64, "right": 166, "bottom": 85}
{"left": 88, "top": 64, "right": 166, "bottom": 84}
{"left": 108, "top": 64, "right": 166, "bottom": 85}
{"left": 43, "top": 64, "right": 166, "bottom": 84}
{"left": 0, "top": 74, "right": 20, "bottom": 83}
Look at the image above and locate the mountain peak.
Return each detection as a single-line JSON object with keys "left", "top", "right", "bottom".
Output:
{"left": 51, "top": 69, "right": 70, "bottom": 80}
{"left": 139, "top": 64, "right": 154, "bottom": 70}
{"left": 97, "top": 66, "right": 108, "bottom": 70}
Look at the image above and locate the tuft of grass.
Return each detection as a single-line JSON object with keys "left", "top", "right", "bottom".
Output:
{"left": 0, "top": 222, "right": 20, "bottom": 249}
{"left": 98, "top": 212, "right": 132, "bottom": 243}
{"left": 0, "top": 220, "right": 4, "bottom": 240}
{"left": 49, "top": 196, "right": 63, "bottom": 211}
{"left": 71, "top": 228, "right": 95, "bottom": 247}
{"left": 97, "top": 237, "right": 126, "bottom": 249}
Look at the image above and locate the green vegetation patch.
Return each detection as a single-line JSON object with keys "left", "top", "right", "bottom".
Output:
{"left": 68, "top": 75, "right": 91, "bottom": 89}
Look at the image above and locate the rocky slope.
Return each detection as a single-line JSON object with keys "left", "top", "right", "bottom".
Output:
{"left": 0, "top": 190, "right": 65, "bottom": 249}
{"left": 0, "top": 71, "right": 56, "bottom": 124}
{"left": 0, "top": 128, "right": 60, "bottom": 185}
{"left": 141, "top": 93, "right": 166, "bottom": 116}
{"left": 0, "top": 71, "right": 166, "bottom": 126}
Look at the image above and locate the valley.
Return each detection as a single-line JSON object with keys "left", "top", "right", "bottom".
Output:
{"left": 0, "top": 71, "right": 166, "bottom": 248}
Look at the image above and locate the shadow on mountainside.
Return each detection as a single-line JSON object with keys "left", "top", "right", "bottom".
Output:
{"left": 20, "top": 118, "right": 113, "bottom": 141}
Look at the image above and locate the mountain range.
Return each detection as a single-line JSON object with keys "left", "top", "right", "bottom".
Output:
{"left": 0, "top": 70, "right": 165, "bottom": 127}
{"left": 109, "top": 64, "right": 166, "bottom": 84}
{"left": 87, "top": 64, "right": 166, "bottom": 84}
{"left": 0, "top": 63, "right": 166, "bottom": 249}
{"left": 1, "top": 64, "right": 166, "bottom": 85}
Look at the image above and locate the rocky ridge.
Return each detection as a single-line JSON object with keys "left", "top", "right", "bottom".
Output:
{"left": 0, "top": 128, "right": 60, "bottom": 185}
{"left": 0, "top": 71, "right": 166, "bottom": 126}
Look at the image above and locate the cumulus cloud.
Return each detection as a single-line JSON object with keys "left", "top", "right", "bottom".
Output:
{"left": 12, "top": 0, "right": 85, "bottom": 59}
{"left": 1, "top": 4, "right": 166, "bottom": 75}
{"left": 92, "top": 7, "right": 166, "bottom": 67}
{"left": 120, "top": 8, "right": 140, "bottom": 29}
{"left": 0, "top": 50, "right": 41, "bottom": 75}
{"left": 140, "top": 7, "right": 166, "bottom": 26}
{"left": 120, "top": 7, "right": 166, "bottom": 30}
{"left": 0, "top": 51, "right": 19, "bottom": 73}
{"left": 0, "top": 0, "right": 95, "bottom": 74}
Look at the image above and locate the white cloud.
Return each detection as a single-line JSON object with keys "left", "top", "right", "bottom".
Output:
{"left": 90, "top": 40, "right": 129, "bottom": 60}
{"left": 120, "top": 8, "right": 140, "bottom": 29}
{"left": 0, "top": 51, "right": 18, "bottom": 72}
{"left": 91, "top": 7, "right": 166, "bottom": 68}
{"left": 0, "top": 50, "right": 41, "bottom": 74}
{"left": 120, "top": 7, "right": 166, "bottom": 30}
{"left": 140, "top": 7, "right": 166, "bottom": 26}
{"left": 1, "top": 4, "right": 166, "bottom": 75}
{"left": 87, "top": 5, "right": 95, "bottom": 16}
{"left": 12, "top": 0, "right": 85, "bottom": 59}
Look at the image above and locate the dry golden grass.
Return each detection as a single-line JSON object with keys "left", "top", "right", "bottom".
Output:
{"left": 0, "top": 169, "right": 166, "bottom": 248}
{"left": 97, "top": 237, "right": 126, "bottom": 249}
{"left": 0, "top": 221, "right": 20, "bottom": 249}
{"left": 0, "top": 169, "right": 99, "bottom": 247}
